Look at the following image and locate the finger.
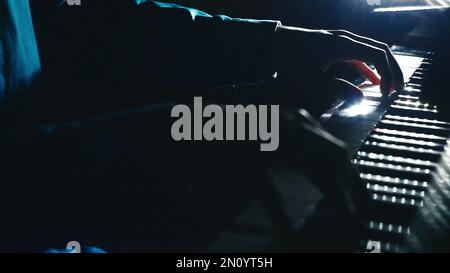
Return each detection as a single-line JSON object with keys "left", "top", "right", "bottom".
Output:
{"left": 330, "top": 30, "right": 403, "bottom": 90}
{"left": 348, "top": 60, "right": 381, "bottom": 86}
{"left": 337, "top": 36, "right": 393, "bottom": 95}
{"left": 329, "top": 30, "right": 404, "bottom": 91}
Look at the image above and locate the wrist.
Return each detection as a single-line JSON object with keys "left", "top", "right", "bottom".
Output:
{"left": 274, "top": 25, "right": 333, "bottom": 74}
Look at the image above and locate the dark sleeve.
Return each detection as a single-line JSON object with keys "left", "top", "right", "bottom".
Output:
{"left": 134, "top": 1, "right": 281, "bottom": 87}
{"left": 31, "top": 0, "right": 281, "bottom": 92}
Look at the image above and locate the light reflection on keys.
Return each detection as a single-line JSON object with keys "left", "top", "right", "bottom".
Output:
{"left": 368, "top": 221, "right": 411, "bottom": 236}
{"left": 369, "top": 134, "right": 443, "bottom": 148}
{"left": 384, "top": 115, "right": 450, "bottom": 126}
{"left": 403, "top": 87, "right": 421, "bottom": 93}
{"left": 406, "top": 83, "right": 422, "bottom": 88}
{"left": 364, "top": 141, "right": 441, "bottom": 155}
{"left": 366, "top": 183, "right": 425, "bottom": 199}
{"left": 357, "top": 151, "right": 434, "bottom": 167}
{"left": 380, "top": 119, "right": 450, "bottom": 132}
{"left": 390, "top": 104, "right": 439, "bottom": 113}
{"left": 398, "top": 95, "right": 420, "bottom": 100}
{"left": 372, "top": 193, "right": 423, "bottom": 207}
{"left": 360, "top": 173, "right": 429, "bottom": 189}
{"left": 338, "top": 99, "right": 380, "bottom": 117}
{"left": 373, "top": 128, "right": 447, "bottom": 141}
{"left": 393, "top": 99, "right": 431, "bottom": 109}
{"left": 354, "top": 159, "right": 432, "bottom": 176}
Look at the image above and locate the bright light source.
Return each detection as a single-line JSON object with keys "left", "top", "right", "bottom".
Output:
{"left": 374, "top": 5, "right": 448, "bottom": 12}
{"left": 339, "top": 99, "right": 379, "bottom": 117}
{"left": 373, "top": 0, "right": 450, "bottom": 12}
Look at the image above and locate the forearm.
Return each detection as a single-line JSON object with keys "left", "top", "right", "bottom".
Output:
{"left": 136, "top": 1, "right": 281, "bottom": 87}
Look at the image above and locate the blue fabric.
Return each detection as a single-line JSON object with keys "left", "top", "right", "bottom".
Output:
{"left": 0, "top": 0, "right": 41, "bottom": 98}
{"left": 45, "top": 246, "right": 107, "bottom": 253}
{"left": 152, "top": 1, "right": 213, "bottom": 20}
{"left": 0, "top": 36, "right": 4, "bottom": 96}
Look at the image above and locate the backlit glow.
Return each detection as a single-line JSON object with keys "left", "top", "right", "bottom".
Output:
{"left": 339, "top": 99, "right": 379, "bottom": 117}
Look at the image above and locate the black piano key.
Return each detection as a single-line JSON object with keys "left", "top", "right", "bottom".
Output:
{"left": 392, "top": 99, "right": 436, "bottom": 109}
{"left": 371, "top": 191, "right": 423, "bottom": 208}
{"left": 368, "top": 134, "right": 445, "bottom": 149}
{"left": 408, "top": 76, "right": 425, "bottom": 85}
{"left": 369, "top": 192, "right": 422, "bottom": 224}
{"left": 366, "top": 221, "right": 412, "bottom": 243}
{"left": 387, "top": 102, "right": 450, "bottom": 120}
{"left": 360, "top": 141, "right": 442, "bottom": 161}
{"left": 403, "top": 86, "right": 422, "bottom": 93}
{"left": 412, "top": 70, "right": 426, "bottom": 77}
{"left": 388, "top": 105, "right": 449, "bottom": 120}
{"left": 413, "top": 70, "right": 429, "bottom": 77}
{"left": 373, "top": 128, "right": 447, "bottom": 142}
{"left": 378, "top": 119, "right": 450, "bottom": 137}
{"left": 366, "top": 183, "right": 425, "bottom": 199}
{"left": 384, "top": 114, "right": 450, "bottom": 127}
{"left": 354, "top": 159, "right": 432, "bottom": 180}
{"left": 370, "top": 194, "right": 423, "bottom": 210}
{"left": 356, "top": 151, "right": 436, "bottom": 168}
{"left": 417, "top": 64, "right": 431, "bottom": 72}
{"left": 359, "top": 173, "right": 429, "bottom": 191}
{"left": 405, "top": 82, "right": 422, "bottom": 89}
{"left": 398, "top": 94, "right": 420, "bottom": 101}
{"left": 389, "top": 105, "right": 439, "bottom": 117}
{"left": 368, "top": 221, "right": 411, "bottom": 236}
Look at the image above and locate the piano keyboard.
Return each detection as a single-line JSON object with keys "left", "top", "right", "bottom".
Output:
{"left": 323, "top": 48, "right": 450, "bottom": 252}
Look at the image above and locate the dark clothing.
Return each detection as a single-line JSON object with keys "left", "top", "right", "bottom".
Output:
{"left": 19, "top": 0, "right": 279, "bottom": 120}
{"left": 0, "top": 0, "right": 281, "bottom": 121}
{"left": 0, "top": 0, "right": 285, "bottom": 252}
{"left": 33, "top": 0, "right": 280, "bottom": 86}
{"left": 0, "top": 0, "right": 364, "bottom": 253}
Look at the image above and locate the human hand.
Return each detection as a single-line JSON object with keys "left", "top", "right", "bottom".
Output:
{"left": 275, "top": 25, "right": 404, "bottom": 97}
